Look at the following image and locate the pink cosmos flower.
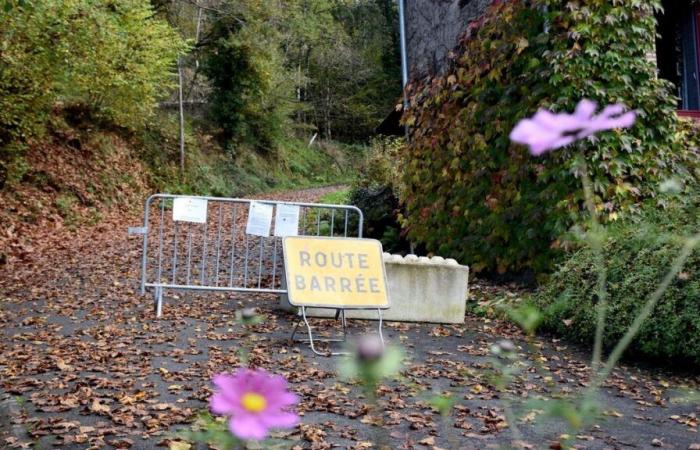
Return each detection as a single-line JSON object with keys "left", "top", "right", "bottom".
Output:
{"left": 209, "top": 369, "right": 299, "bottom": 441}
{"left": 509, "top": 99, "right": 636, "bottom": 156}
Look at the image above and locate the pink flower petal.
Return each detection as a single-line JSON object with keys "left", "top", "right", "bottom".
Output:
{"left": 511, "top": 99, "right": 636, "bottom": 155}
{"left": 533, "top": 109, "right": 585, "bottom": 132}
{"left": 210, "top": 392, "right": 238, "bottom": 415}
{"left": 574, "top": 99, "right": 597, "bottom": 120}
{"left": 266, "top": 392, "right": 299, "bottom": 409}
{"left": 510, "top": 119, "right": 560, "bottom": 149}
{"left": 229, "top": 414, "right": 268, "bottom": 441}
{"left": 209, "top": 368, "right": 300, "bottom": 441}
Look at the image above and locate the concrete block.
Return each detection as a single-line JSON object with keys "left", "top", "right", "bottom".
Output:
{"left": 278, "top": 253, "right": 469, "bottom": 324}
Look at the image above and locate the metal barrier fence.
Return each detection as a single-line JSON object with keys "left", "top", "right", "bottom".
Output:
{"left": 133, "top": 194, "right": 364, "bottom": 318}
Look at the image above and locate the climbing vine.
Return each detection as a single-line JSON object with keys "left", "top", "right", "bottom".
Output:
{"left": 401, "top": 0, "right": 699, "bottom": 274}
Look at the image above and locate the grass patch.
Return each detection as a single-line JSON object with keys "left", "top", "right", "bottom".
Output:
{"left": 318, "top": 187, "right": 350, "bottom": 205}
{"left": 136, "top": 112, "right": 363, "bottom": 198}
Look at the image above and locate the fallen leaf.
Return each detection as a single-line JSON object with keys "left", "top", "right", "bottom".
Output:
{"left": 419, "top": 436, "right": 435, "bottom": 446}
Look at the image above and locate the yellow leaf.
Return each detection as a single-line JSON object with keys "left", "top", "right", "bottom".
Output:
{"left": 419, "top": 436, "right": 435, "bottom": 446}
{"left": 56, "top": 359, "right": 72, "bottom": 371}
{"left": 470, "top": 384, "right": 484, "bottom": 394}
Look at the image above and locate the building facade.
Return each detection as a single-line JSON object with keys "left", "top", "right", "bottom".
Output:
{"left": 404, "top": 0, "right": 490, "bottom": 77}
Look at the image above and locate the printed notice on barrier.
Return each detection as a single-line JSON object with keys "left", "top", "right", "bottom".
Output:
{"left": 246, "top": 201, "right": 273, "bottom": 236}
{"left": 274, "top": 204, "right": 300, "bottom": 237}
{"left": 283, "top": 237, "right": 389, "bottom": 309}
{"left": 172, "top": 197, "right": 208, "bottom": 223}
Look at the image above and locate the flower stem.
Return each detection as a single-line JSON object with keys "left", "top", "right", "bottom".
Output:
{"left": 577, "top": 152, "right": 607, "bottom": 376}
{"left": 594, "top": 234, "right": 699, "bottom": 386}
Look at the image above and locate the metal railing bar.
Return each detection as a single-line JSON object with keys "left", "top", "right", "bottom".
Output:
{"left": 344, "top": 210, "right": 348, "bottom": 237}
{"left": 172, "top": 221, "right": 179, "bottom": 284}
{"left": 271, "top": 239, "right": 278, "bottom": 288}
{"left": 200, "top": 219, "right": 209, "bottom": 285}
{"left": 257, "top": 236, "right": 264, "bottom": 289}
{"left": 330, "top": 209, "right": 335, "bottom": 237}
{"left": 228, "top": 205, "right": 238, "bottom": 287}
{"left": 144, "top": 193, "right": 361, "bottom": 212}
{"left": 186, "top": 223, "right": 193, "bottom": 284}
{"left": 157, "top": 200, "right": 165, "bottom": 283}
{"left": 214, "top": 205, "right": 223, "bottom": 286}
{"left": 243, "top": 232, "right": 249, "bottom": 287}
{"left": 145, "top": 283, "right": 286, "bottom": 294}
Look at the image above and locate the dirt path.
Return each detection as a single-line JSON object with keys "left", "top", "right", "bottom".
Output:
{"left": 1, "top": 186, "right": 698, "bottom": 450}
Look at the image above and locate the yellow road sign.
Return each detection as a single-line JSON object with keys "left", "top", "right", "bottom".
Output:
{"left": 282, "top": 237, "right": 389, "bottom": 309}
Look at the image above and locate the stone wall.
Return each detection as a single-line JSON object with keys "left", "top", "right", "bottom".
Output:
{"left": 405, "top": 0, "right": 491, "bottom": 78}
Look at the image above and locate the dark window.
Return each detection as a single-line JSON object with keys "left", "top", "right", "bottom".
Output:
{"left": 656, "top": 1, "right": 700, "bottom": 110}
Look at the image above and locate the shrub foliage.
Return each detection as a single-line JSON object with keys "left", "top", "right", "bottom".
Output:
{"left": 535, "top": 198, "right": 700, "bottom": 366}
{"left": 349, "top": 137, "right": 410, "bottom": 253}
{"left": 0, "top": 0, "right": 185, "bottom": 147}
{"left": 401, "top": 0, "right": 698, "bottom": 273}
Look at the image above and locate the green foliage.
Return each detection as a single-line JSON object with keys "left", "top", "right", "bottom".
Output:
{"left": 349, "top": 137, "right": 409, "bottom": 253}
{"left": 304, "top": 0, "right": 402, "bottom": 141}
{"left": 0, "top": 0, "right": 185, "bottom": 147}
{"left": 401, "top": 0, "right": 699, "bottom": 273}
{"left": 354, "top": 137, "right": 405, "bottom": 190}
{"left": 201, "top": 0, "right": 401, "bottom": 148}
{"left": 0, "top": 0, "right": 185, "bottom": 190}
{"left": 202, "top": 1, "right": 291, "bottom": 151}
{"left": 318, "top": 188, "right": 350, "bottom": 205}
{"left": 136, "top": 113, "right": 358, "bottom": 197}
{"left": 535, "top": 197, "right": 700, "bottom": 366}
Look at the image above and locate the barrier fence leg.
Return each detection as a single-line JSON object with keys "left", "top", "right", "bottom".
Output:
{"left": 154, "top": 286, "right": 163, "bottom": 318}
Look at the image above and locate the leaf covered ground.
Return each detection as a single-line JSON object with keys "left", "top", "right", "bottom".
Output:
{"left": 1, "top": 187, "right": 698, "bottom": 450}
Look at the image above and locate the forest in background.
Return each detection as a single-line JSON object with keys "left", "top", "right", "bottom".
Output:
{"left": 0, "top": 0, "right": 401, "bottom": 265}
{"left": 154, "top": 0, "right": 402, "bottom": 150}
{"left": 0, "top": 0, "right": 401, "bottom": 188}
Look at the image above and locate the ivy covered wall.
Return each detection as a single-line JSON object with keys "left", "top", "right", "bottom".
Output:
{"left": 401, "top": 0, "right": 700, "bottom": 274}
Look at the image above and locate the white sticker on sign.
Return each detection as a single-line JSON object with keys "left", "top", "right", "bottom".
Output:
{"left": 246, "top": 201, "right": 273, "bottom": 236}
{"left": 274, "top": 204, "right": 300, "bottom": 237}
{"left": 172, "top": 197, "right": 208, "bottom": 223}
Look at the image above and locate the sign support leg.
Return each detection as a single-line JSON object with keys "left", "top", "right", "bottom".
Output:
{"left": 301, "top": 306, "right": 327, "bottom": 356}
{"left": 341, "top": 308, "right": 347, "bottom": 340}
{"left": 377, "top": 308, "right": 385, "bottom": 350}
{"left": 292, "top": 307, "right": 351, "bottom": 356}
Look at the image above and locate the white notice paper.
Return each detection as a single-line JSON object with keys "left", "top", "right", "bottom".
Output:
{"left": 172, "top": 197, "right": 208, "bottom": 223}
{"left": 274, "top": 204, "right": 300, "bottom": 237}
{"left": 246, "top": 201, "right": 273, "bottom": 236}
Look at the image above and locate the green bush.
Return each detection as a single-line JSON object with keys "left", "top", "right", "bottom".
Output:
{"left": 535, "top": 197, "right": 700, "bottom": 366}
{"left": 349, "top": 137, "right": 410, "bottom": 253}
{"left": 401, "top": 0, "right": 698, "bottom": 273}
{"left": 0, "top": 0, "right": 185, "bottom": 154}
{"left": 202, "top": 1, "right": 292, "bottom": 152}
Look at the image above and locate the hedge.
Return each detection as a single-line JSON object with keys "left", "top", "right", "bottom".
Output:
{"left": 534, "top": 198, "right": 700, "bottom": 366}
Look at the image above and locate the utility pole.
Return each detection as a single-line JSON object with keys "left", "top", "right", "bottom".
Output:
{"left": 397, "top": 0, "right": 409, "bottom": 139}
{"left": 178, "top": 55, "right": 185, "bottom": 174}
